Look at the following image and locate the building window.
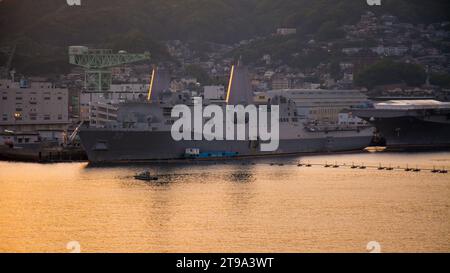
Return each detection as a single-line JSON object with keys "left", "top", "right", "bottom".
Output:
{"left": 2, "top": 96, "right": 6, "bottom": 100}
{"left": 16, "top": 97, "right": 23, "bottom": 100}
{"left": 44, "top": 97, "right": 51, "bottom": 100}
{"left": 58, "top": 114, "right": 62, "bottom": 120}
{"left": 163, "top": 107, "right": 173, "bottom": 116}
{"left": 44, "top": 115, "right": 50, "bottom": 120}
{"left": 14, "top": 113, "right": 22, "bottom": 120}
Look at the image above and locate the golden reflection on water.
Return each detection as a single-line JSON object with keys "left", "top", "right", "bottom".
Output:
{"left": 0, "top": 152, "right": 449, "bottom": 253}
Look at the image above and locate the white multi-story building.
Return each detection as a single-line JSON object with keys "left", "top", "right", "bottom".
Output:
{"left": 276, "top": 28, "right": 297, "bottom": 36}
{"left": 342, "top": 48, "right": 363, "bottom": 55}
{"left": 203, "top": 85, "right": 225, "bottom": 100}
{"left": 266, "top": 89, "right": 370, "bottom": 124}
{"left": 370, "top": 46, "right": 409, "bottom": 56}
{"left": 79, "top": 83, "right": 149, "bottom": 121}
{"left": 0, "top": 79, "right": 70, "bottom": 143}
{"left": 271, "top": 77, "right": 292, "bottom": 90}
{"left": 89, "top": 102, "right": 118, "bottom": 128}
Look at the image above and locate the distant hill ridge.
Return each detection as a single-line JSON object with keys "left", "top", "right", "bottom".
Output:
{"left": 0, "top": 0, "right": 449, "bottom": 74}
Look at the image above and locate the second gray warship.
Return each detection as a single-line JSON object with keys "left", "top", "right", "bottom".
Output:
{"left": 353, "top": 100, "right": 450, "bottom": 150}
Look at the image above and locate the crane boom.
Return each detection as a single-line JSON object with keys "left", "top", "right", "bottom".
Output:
{"left": 69, "top": 48, "right": 150, "bottom": 68}
{"left": 68, "top": 46, "right": 150, "bottom": 91}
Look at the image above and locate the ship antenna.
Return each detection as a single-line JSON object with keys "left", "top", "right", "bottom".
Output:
{"left": 147, "top": 67, "right": 156, "bottom": 101}
{"left": 225, "top": 64, "right": 235, "bottom": 104}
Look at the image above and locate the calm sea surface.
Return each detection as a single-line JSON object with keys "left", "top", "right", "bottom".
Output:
{"left": 0, "top": 151, "right": 449, "bottom": 253}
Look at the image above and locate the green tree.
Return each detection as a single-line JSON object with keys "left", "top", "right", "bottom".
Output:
{"left": 316, "top": 21, "right": 345, "bottom": 41}
{"left": 430, "top": 73, "right": 450, "bottom": 88}
{"left": 184, "top": 65, "right": 211, "bottom": 85}
{"left": 355, "top": 60, "right": 426, "bottom": 89}
{"left": 330, "top": 61, "right": 342, "bottom": 80}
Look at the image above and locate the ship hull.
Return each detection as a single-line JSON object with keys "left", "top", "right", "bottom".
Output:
{"left": 368, "top": 117, "right": 450, "bottom": 149}
{"left": 353, "top": 109, "right": 450, "bottom": 149}
{"left": 79, "top": 129, "right": 373, "bottom": 163}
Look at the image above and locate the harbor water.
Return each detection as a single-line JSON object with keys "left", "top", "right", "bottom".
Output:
{"left": 0, "top": 151, "right": 449, "bottom": 253}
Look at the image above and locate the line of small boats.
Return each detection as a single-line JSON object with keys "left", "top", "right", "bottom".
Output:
{"left": 133, "top": 162, "right": 448, "bottom": 182}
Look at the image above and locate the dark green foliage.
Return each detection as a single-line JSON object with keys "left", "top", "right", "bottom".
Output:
{"left": 184, "top": 65, "right": 211, "bottom": 85}
{"left": 354, "top": 59, "right": 427, "bottom": 89}
{"left": 316, "top": 21, "right": 345, "bottom": 41}
{"left": 330, "top": 61, "right": 343, "bottom": 80}
{"left": 0, "top": 0, "right": 448, "bottom": 75}
{"left": 430, "top": 73, "right": 450, "bottom": 88}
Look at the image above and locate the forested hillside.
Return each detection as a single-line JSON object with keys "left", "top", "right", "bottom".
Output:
{"left": 0, "top": 0, "right": 449, "bottom": 74}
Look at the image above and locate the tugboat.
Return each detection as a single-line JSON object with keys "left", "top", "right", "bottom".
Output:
{"left": 134, "top": 171, "right": 158, "bottom": 181}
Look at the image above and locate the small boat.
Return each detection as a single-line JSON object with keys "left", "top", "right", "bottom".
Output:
{"left": 134, "top": 171, "right": 158, "bottom": 181}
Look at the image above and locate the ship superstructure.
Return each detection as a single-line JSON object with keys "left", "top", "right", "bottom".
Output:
{"left": 79, "top": 63, "right": 374, "bottom": 163}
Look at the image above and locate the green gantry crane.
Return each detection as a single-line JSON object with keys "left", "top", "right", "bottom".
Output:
{"left": 68, "top": 46, "right": 150, "bottom": 91}
{"left": 0, "top": 44, "right": 16, "bottom": 78}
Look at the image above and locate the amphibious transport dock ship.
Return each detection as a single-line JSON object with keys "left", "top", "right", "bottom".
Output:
{"left": 79, "top": 64, "right": 374, "bottom": 163}
{"left": 353, "top": 100, "right": 450, "bottom": 150}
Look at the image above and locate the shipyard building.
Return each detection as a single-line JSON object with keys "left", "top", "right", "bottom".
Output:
{"left": 262, "top": 89, "right": 370, "bottom": 124}
{"left": 0, "top": 79, "right": 70, "bottom": 145}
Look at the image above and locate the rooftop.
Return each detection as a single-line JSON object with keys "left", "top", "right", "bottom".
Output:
{"left": 375, "top": 100, "right": 450, "bottom": 110}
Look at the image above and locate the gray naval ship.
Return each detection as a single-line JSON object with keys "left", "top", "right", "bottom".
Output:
{"left": 79, "top": 64, "right": 374, "bottom": 163}
{"left": 353, "top": 100, "right": 450, "bottom": 150}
